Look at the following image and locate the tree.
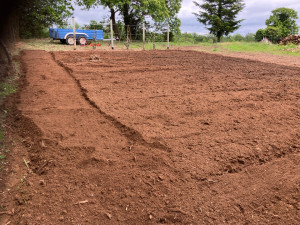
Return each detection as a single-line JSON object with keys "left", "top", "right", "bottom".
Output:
{"left": 87, "top": 20, "right": 104, "bottom": 30}
{"left": 232, "top": 33, "right": 243, "bottom": 41}
{"left": 76, "top": 0, "right": 182, "bottom": 40}
{"left": 265, "top": 7, "right": 299, "bottom": 37}
{"left": 76, "top": 0, "right": 122, "bottom": 39}
{"left": 19, "top": 0, "right": 73, "bottom": 38}
{"left": 255, "top": 7, "right": 299, "bottom": 43}
{"left": 255, "top": 29, "right": 265, "bottom": 42}
{"left": 120, "top": 0, "right": 169, "bottom": 39}
{"left": 83, "top": 19, "right": 111, "bottom": 38}
{"left": 154, "top": 0, "right": 182, "bottom": 35}
{"left": 264, "top": 26, "right": 282, "bottom": 43}
{"left": 193, "top": 0, "right": 245, "bottom": 42}
{"left": 244, "top": 33, "right": 255, "bottom": 42}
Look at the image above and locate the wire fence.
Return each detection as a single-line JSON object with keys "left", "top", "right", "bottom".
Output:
{"left": 75, "top": 19, "right": 258, "bottom": 50}
{"left": 90, "top": 20, "right": 170, "bottom": 50}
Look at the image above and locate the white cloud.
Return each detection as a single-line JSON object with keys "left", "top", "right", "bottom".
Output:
{"left": 72, "top": 3, "right": 110, "bottom": 26}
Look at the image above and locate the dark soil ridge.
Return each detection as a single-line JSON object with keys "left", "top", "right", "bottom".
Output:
{"left": 1, "top": 50, "right": 299, "bottom": 224}
{"left": 50, "top": 51, "right": 172, "bottom": 153}
{"left": 12, "top": 50, "right": 291, "bottom": 180}
{"left": 3, "top": 50, "right": 196, "bottom": 224}
{"left": 219, "top": 142, "right": 300, "bottom": 174}
{"left": 52, "top": 50, "right": 300, "bottom": 177}
{"left": 3, "top": 52, "right": 63, "bottom": 175}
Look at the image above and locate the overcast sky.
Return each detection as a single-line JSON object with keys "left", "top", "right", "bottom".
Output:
{"left": 72, "top": 0, "right": 300, "bottom": 35}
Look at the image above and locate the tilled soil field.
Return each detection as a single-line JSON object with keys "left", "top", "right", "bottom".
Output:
{"left": 1, "top": 50, "right": 300, "bottom": 224}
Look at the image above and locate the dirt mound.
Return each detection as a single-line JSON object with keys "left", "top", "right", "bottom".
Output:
{"left": 1, "top": 50, "right": 299, "bottom": 224}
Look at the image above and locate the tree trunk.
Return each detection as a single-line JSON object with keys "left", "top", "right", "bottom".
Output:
{"left": 0, "top": 40, "right": 12, "bottom": 66}
{"left": 122, "top": 3, "right": 131, "bottom": 28}
{"left": 122, "top": 3, "right": 140, "bottom": 40}
{"left": 109, "top": 7, "right": 120, "bottom": 40}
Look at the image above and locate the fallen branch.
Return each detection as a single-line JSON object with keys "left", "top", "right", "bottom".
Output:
{"left": 74, "top": 200, "right": 89, "bottom": 205}
{"left": 0, "top": 211, "right": 12, "bottom": 215}
{"left": 23, "top": 158, "right": 30, "bottom": 169}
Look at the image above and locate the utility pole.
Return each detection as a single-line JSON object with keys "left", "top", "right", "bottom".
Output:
{"left": 167, "top": 23, "right": 170, "bottom": 50}
{"left": 110, "top": 19, "right": 114, "bottom": 50}
{"left": 72, "top": 17, "right": 76, "bottom": 50}
{"left": 143, "top": 22, "right": 145, "bottom": 50}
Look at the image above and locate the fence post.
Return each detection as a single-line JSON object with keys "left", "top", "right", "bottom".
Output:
{"left": 110, "top": 19, "right": 114, "bottom": 50}
{"left": 127, "top": 25, "right": 130, "bottom": 42}
{"left": 143, "top": 22, "right": 145, "bottom": 50}
{"left": 167, "top": 23, "right": 170, "bottom": 50}
{"left": 72, "top": 17, "right": 76, "bottom": 50}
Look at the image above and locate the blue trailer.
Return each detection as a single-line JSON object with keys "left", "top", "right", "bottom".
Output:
{"left": 49, "top": 28, "right": 104, "bottom": 45}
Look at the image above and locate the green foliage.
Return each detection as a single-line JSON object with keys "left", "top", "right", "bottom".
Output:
{"left": 244, "top": 33, "right": 255, "bottom": 42}
{"left": 154, "top": 0, "right": 182, "bottom": 34}
{"left": 232, "top": 33, "right": 244, "bottom": 41}
{"left": 265, "top": 26, "right": 282, "bottom": 43}
{"left": 266, "top": 7, "right": 299, "bottom": 37}
{"left": 76, "top": 0, "right": 182, "bottom": 39}
{"left": 0, "top": 82, "right": 17, "bottom": 98}
{"left": 255, "top": 7, "right": 299, "bottom": 43}
{"left": 88, "top": 20, "right": 105, "bottom": 30}
{"left": 255, "top": 29, "right": 265, "bottom": 41}
{"left": 0, "top": 62, "right": 19, "bottom": 171}
{"left": 172, "top": 32, "right": 256, "bottom": 43}
{"left": 83, "top": 18, "right": 111, "bottom": 38}
{"left": 19, "top": 0, "right": 74, "bottom": 38}
{"left": 193, "top": 0, "right": 245, "bottom": 42}
{"left": 75, "top": 22, "right": 81, "bottom": 29}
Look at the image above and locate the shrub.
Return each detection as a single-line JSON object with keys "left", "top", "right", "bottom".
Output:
{"left": 244, "top": 33, "right": 255, "bottom": 42}
{"left": 265, "top": 26, "right": 282, "bottom": 43}
{"left": 232, "top": 34, "right": 244, "bottom": 41}
{"left": 255, "top": 29, "right": 266, "bottom": 42}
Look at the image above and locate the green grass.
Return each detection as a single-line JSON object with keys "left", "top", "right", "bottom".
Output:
{"left": 0, "top": 107, "right": 9, "bottom": 170}
{"left": 204, "top": 42, "right": 300, "bottom": 56}
{"left": 0, "top": 127, "right": 8, "bottom": 171}
{"left": 0, "top": 60, "right": 20, "bottom": 171}
{"left": 20, "top": 38, "right": 76, "bottom": 51}
{"left": 128, "top": 41, "right": 300, "bottom": 56}
{"left": 0, "top": 64, "right": 19, "bottom": 99}
{"left": 0, "top": 82, "right": 17, "bottom": 98}
{"left": 17, "top": 38, "right": 300, "bottom": 57}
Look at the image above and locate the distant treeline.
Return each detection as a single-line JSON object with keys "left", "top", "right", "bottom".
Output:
{"left": 56, "top": 20, "right": 256, "bottom": 43}
{"left": 173, "top": 33, "right": 255, "bottom": 43}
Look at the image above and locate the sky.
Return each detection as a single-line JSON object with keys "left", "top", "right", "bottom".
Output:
{"left": 72, "top": 0, "right": 300, "bottom": 35}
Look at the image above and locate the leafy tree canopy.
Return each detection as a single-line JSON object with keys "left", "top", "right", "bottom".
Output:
{"left": 76, "top": 0, "right": 182, "bottom": 39}
{"left": 19, "top": 0, "right": 73, "bottom": 38}
{"left": 255, "top": 7, "right": 299, "bottom": 43}
{"left": 193, "top": 0, "right": 245, "bottom": 42}
{"left": 265, "top": 7, "right": 299, "bottom": 37}
{"left": 77, "top": 0, "right": 180, "bottom": 22}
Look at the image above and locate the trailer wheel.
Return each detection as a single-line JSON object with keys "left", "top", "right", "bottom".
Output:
{"left": 78, "top": 36, "right": 87, "bottom": 45}
{"left": 66, "top": 35, "right": 74, "bottom": 45}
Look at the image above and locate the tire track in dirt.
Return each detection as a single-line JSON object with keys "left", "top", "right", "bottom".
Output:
{"left": 50, "top": 52, "right": 171, "bottom": 153}
{"left": 54, "top": 50, "right": 300, "bottom": 177}
{"left": 9, "top": 50, "right": 199, "bottom": 224}
{"left": 3, "top": 50, "right": 300, "bottom": 225}
{"left": 50, "top": 50, "right": 300, "bottom": 223}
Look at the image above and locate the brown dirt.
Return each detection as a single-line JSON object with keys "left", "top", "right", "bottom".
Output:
{"left": 1, "top": 49, "right": 300, "bottom": 224}
{"left": 174, "top": 46, "right": 300, "bottom": 68}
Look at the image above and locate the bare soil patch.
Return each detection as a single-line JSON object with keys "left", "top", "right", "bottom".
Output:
{"left": 174, "top": 46, "right": 300, "bottom": 68}
{"left": 1, "top": 50, "right": 300, "bottom": 224}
